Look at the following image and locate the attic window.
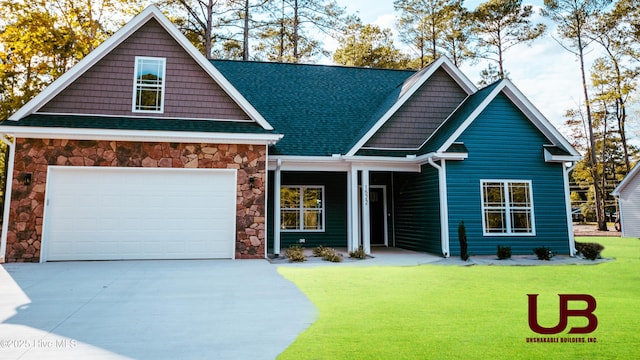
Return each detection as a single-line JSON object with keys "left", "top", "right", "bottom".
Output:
{"left": 132, "top": 57, "right": 166, "bottom": 113}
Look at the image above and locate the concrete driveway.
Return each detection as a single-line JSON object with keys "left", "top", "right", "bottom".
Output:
{"left": 0, "top": 260, "right": 316, "bottom": 360}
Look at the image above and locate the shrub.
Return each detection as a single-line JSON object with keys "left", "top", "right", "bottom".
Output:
{"left": 285, "top": 245, "right": 306, "bottom": 262}
{"left": 349, "top": 245, "right": 367, "bottom": 259}
{"left": 575, "top": 241, "right": 604, "bottom": 260}
{"left": 312, "top": 246, "right": 326, "bottom": 257}
{"left": 320, "top": 247, "right": 343, "bottom": 262}
{"left": 458, "top": 221, "right": 469, "bottom": 261}
{"left": 497, "top": 245, "right": 512, "bottom": 260}
{"left": 533, "top": 246, "right": 555, "bottom": 261}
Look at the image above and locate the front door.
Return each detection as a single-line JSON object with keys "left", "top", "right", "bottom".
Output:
{"left": 369, "top": 187, "right": 387, "bottom": 246}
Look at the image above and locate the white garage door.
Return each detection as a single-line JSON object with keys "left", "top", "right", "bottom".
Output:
{"left": 43, "top": 167, "right": 237, "bottom": 261}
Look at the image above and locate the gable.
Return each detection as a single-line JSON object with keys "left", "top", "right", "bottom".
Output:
{"left": 613, "top": 163, "right": 640, "bottom": 196}
{"left": 457, "top": 93, "right": 551, "bottom": 158}
{"left": 417, "top": 80, "right": 580, "bottom": 161}
{"left": 38, "top": 19, "right": 249, "bottom": 121}
{"left": 362, "top": 68, "right": 468, "bottom": 149}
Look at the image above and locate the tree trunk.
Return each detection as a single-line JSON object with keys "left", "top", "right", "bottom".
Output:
{"left": 243, "top": 0, "right": 250, "bottom": 60}
{"left": 577, "top": 34, "right": 607, "bottom": 231}
{"left": 279, "top": 0, "right": 285, "bottom": 62}
{"left": 204, "top": 0, "right": 214, "bottom": 59}
{"left": 613, "top": 60, "right": 631, "bottom": 173}
{"left": 293, "top": 0, "right": 299, "bottom": 61}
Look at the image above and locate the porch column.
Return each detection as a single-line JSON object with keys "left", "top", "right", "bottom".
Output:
{"left": 348, "top": 168, "right": 360, "bottom": 252}
{"left": 361, "top": 169, "right": 371, "bottom": 255}
{"left": 563, "top": 163, "right": 577, "bottom": 256}
{"left": 0, "top": 136, "right": 15, "bottom": 263}
{"left": 273, "top": 159, "right": 282, "bottom": 256}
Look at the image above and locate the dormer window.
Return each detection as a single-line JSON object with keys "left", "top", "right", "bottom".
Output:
{"left": 133, "top": 57, "right": 166, "bottom": 113}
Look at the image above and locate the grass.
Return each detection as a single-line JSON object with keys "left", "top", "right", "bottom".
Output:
{"left": 277, "top": 237, "right": 640, "bottom": 359}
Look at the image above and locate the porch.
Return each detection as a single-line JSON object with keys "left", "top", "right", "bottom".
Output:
{"left": 267, "top": 159, "right": 448, "bottom": 258}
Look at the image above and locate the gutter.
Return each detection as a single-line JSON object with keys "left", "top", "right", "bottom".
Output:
{"left": 563, "top": 162, "right": 577, "bottom": 256}
{"left": 0, "top": 136, "right": 15, "bottom": 263}
{"left": 427, "top": 156, "right": 450, "bottom": 257}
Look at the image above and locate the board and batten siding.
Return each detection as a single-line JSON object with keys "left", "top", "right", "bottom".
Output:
{"left": 393, "top": 167, "right": 442, "bottom": 254}
{"left": 267, "top": 171, "right": 348, "bottom": 250}
{"left": 617, "top": 171, "right": 640, "bottom": 237}
{"left": 39, "top": 19, "right": 249, "bottom": 121}
{"left": 364, "top": 68, "right": 469, "bottom": 149}
{"left": 445, "top": 93, "right": 571, "bottom": 256}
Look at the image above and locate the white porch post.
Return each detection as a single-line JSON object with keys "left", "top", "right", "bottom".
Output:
{"left": 0, "top": 136, "right": 15, "bottom": 263}
{"left": 563, "top": 162, "right": 577, "bottom": 256}
{"left": 349, "top": 168, "right": 360, "bottom": 252}
{"left": 361, "top": 169, "right": 371, "bottom": 255}
{"left": 273, "top": 159, "right": 282, "bottom": 256}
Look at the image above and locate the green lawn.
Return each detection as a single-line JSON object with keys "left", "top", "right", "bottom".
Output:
{"left": 277, "top": 237, "right": 640, "bottom": 359}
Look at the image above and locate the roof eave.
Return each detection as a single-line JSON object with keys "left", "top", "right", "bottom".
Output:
{"left": 437, "top": 80, "right": 582, "bottom": 159}
{"left": 612, "top": 163, "right": 640, "bottom": 196}
{"left": 0, "top": 125, "right": 283, "bottom": 145}
{"left": 543, "top": 148, "right": 582, "bottom": 163}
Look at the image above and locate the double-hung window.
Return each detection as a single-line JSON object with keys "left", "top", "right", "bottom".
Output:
{"left": 133, "top": 57, "right": 166, "bottom": 113}
{"left": 280, "top": 186, "right": 324, "bottom": 231}
{"left": 481, "top": 180, "right": 535, "bottom": 235}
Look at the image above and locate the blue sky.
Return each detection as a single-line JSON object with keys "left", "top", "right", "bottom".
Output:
{"left": 332, "top": 0, "right": 592, "bottom": 136}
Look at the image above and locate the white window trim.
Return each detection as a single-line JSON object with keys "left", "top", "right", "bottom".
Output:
{"left": 480, "top": 180, "right": 536, "bottom": 236}
{"left": 132, "top": 56, "right": 166, "bottom": 114}
{"left": 280, "top": 185, "right": 325, "bottom": 232}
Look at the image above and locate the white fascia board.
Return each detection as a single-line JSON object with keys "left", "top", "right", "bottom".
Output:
{"left": 0, "top": 126, "right": 283, "bottom": 145}
{"left": 501, "top": 81, "right": 581, "bottom": 157}
{"left": 9, "top": 6, "right": 274, "bottom": 131}
{"left": 151, "top": 9, "right": 273, "bottom": 131}
{"left": 437, "top": 80, "right": 582, "bottom": 158}
{"left": 543, "top": 148, "right": 582, "bottom": 163}
{"left": 9, "top": 8, "right": 151, "bottom": 121}
{"left": 346, "top": 57, "right": 477, "bottom": 157}
{"left": 268, "top": 156, "right": 351, "bottom": 172}
{"left": 268, "top": 155, "right": 421, "bottom": 172}
{"left": 413, "top": 152, "right": 467, "bottom": 166}
{"left": 612, "top": 163, "right": 640, "bottom": 196}
{"left": 342, "top": 156, "right": 421, "bottom": 172}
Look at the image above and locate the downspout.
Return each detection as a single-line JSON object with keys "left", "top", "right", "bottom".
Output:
{"left": 0, "top": 136, "right": 15, "bottom": 263}
{"left": 273, "top": 158, "right": 282, "bottom": 256}
{"left": 563, "top": 162, "right": 577, "bottom": 256}
{"left": 427, "top": 157, "right": 450, "bottom": 257}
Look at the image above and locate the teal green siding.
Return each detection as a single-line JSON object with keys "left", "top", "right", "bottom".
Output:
{"left": 267, "top": 171, "right": 347, "bottom": 251}
{"left": 446, "top": 93, "right": 570, "bottom": 256}
{"left": 393, "top": 167, "right": 442, "bottom": 254}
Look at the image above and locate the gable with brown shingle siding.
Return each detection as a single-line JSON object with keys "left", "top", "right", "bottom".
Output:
{"left": 39, "top": 19, "right": 249, "bottom": 121}
{"left": 362, "top": 68, "right": 468, "bottom": 149}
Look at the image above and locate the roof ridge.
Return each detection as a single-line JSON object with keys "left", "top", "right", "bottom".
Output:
{"left": 210, "top": 59, "right": 417, "bottom": 74}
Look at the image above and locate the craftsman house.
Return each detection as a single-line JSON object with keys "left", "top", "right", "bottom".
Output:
{"left": 0, "top": 6, "right": 581, "bottom": 262}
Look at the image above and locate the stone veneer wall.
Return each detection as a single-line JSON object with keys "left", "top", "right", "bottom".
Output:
{"left": 5, "top": 138, "right": 267, "bottom": 262}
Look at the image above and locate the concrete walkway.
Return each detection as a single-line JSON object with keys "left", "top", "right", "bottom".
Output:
{"left": 0, "top": 260, "right": 316, "bottom": 360}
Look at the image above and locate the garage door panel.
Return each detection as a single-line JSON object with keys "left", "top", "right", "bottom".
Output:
{"left": 44, "top": 167, "right": 237, "bottom": 261}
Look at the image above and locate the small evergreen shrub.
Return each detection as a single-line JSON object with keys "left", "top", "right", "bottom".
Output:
{"left": 320, "top": 247, "right": 343, "bottom": 262}
{"left": 458, "top": 221, "right": 469, "bottom": 261}
{"left": 497, "top": 245, "right": 512, "bottom": 260}
{"left": 312, "top": 246, "right": 326, "bottom": 257}
{"left": 285, "top": 245, "right": 306, "bottom": 262}
{"left": 349, "top": 245, "right": 367, "bottom": 259}
{"left": 533, "top": 246, "right": 555, "bottom": 261}
{"left": 575, "top": 241, "right": 604, "bottom": 260}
